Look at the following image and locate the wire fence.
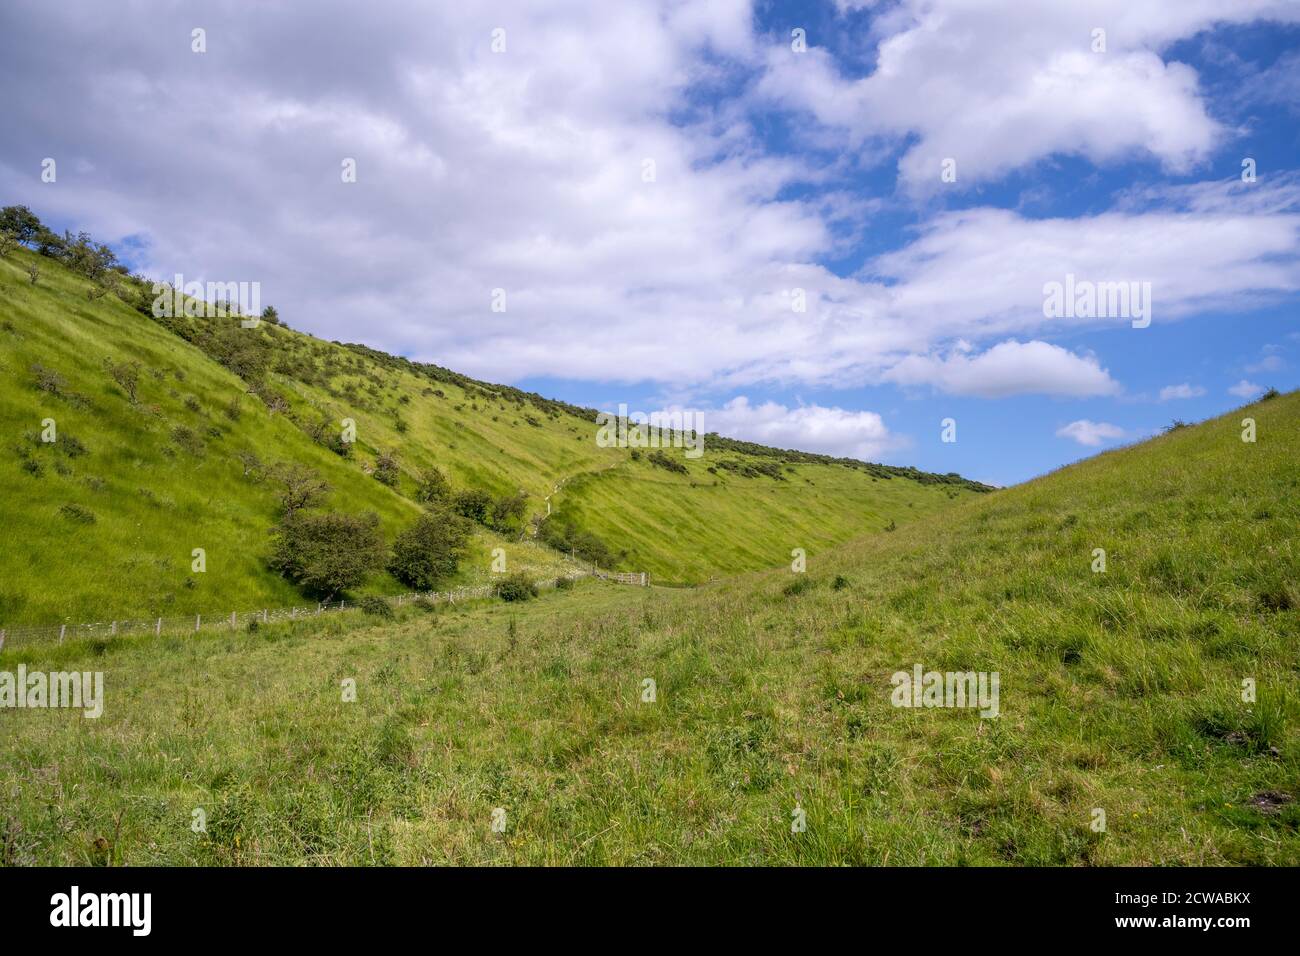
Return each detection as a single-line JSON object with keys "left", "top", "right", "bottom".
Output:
{"left": 0, "top": 566, "right": 647, "bottom": 652}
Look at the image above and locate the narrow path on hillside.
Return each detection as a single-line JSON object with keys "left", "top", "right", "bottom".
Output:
{"left": 527, "top": 459, "right": 624, "bottom": 538}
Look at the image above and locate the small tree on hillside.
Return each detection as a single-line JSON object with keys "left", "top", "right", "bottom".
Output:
{"left": 388, "top": 506, "right": 471, "bottom": 590}
{"left": 104, "top": 359, "right": 142, "bottom": 403}
{"left": 452, "top": 488, "right": 492, "bottom": 524}
{"left": 0, "top": 206, "right": 41, "bottom": 246}
{"left": 271, "top": 461, "right": 331, "bottom": 515}
{"left": 489, "top": 490, "right": 528, "bottom": 533}
{"left": 414, "top": 466, "right": 451, "bottom": 504}
{"left": 269, "top": 511, "right": 385, "bottom": 600}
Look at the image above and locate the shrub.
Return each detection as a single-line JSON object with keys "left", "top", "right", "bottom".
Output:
{"left": 496, "top": 572, "right": 538, "bottom": 602}
{"left": 832, "top": 575, "right": 850, "bottom": 591}
{"left": 359, "top": 595, "right": 395, "bottom": 619}
{"left": 414, "top": 466, "right": 451, "bottom": 504}
{"left": 782, "top": 577, "right": 812, "bottom": 597}
{"left": 489, "top": 490, "right": 528, "bottom": 533}
{"left": 170, "top": 425, "right": 205, "bottom": 456}
{"left": 271, "top": 461, "right": 330, "bottom": 515}
{"left": 373, "top": 449, "right": 400, "bottom": 486}
{"left": 58, "top": 503, "right": 96, "bottom": 524}
{"left": 105, "top": 359, "right": 142, "bottom": 403}
{"left": 388, "top": 507, "right": 471, "bottom": 590}
{"left": 452, "top": 488, "right": 492, "bottom": 524}
{"left": 555, "top": 575, "right": 575, "bottom": 591}
{"left": 269, "top": 510, "right": 385, "bottom": 600}
{"left": 647, "top": 449, "right": 688, "bottom": 474}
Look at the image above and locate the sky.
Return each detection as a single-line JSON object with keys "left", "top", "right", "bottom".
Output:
{"left": 2, "top": 0, "right": 1298, "bottom": 486}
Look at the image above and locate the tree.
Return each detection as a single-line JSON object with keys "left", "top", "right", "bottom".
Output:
{"left": 452, "top": 487, "right": 492, "bottom": 524}
{"left": 269, "top": 511, "right": 384, "bottom": 600}
{"left": 489, "top": 490, "right": 528, "bottom": 532}
{"left": 0, "top": 205, "right": 41, "bottom": 245}
{"left": 260, "top": 305, "right": 280, "bottom": 325}
{"left": 414, "top": 466, "right": 451, "bottom": 504}
{"left": 388, "top": 506, "right": 471, "bottom": 589}
{"left": 270, "top": 461, "right": 331, "bottom": 515}
{"left": 104, "top": 358, "right": 141, "bottom": 402}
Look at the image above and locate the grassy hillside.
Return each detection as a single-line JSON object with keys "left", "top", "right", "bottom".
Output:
{"left": 2, "top": 391, "right": 1294, "bottom": 865}
{"left": 0, "top": 238, "right": 983, "bottom": 625}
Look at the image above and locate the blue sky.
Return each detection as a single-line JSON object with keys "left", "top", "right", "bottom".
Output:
{"left": 3, "top": 0, "right": 1298, "bottom": 486}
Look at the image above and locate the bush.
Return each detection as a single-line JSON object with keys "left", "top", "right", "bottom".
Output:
{"left": 359, "top": 595, "right": 394, "bottom": 619}
{"left": 452, "top": 488, "right": 492, "bottom": 524}
{"left": 388, "top": 507, "right": 471, "bottom": 590}
{"left": 555, "top": 575, "right": 575, "bottom": 591}
{"left": 495, "top": 572, "right": 538, "bottom": 602}
{"left": 269, "top": 511, "right": 385, "bottom": 600}
{"left": 414, "top": 466, "right": 451, "bottom": 504}
{"left": 373, "top": 450, "right": 400, "bottom": 486}
{"left": 832, "top": 575, "right": 850, "bottom": 591}
{"left": 647, "top": 449, "right": 688, "bottom": 474}
{"left": 782, "top": 577, "right": 812, "bottom": 597}
{"left": 489, "top": 490, "right": 528, "bottom": 533}
{"left": 58, "top": 503, "right": 96, "bottom": 524}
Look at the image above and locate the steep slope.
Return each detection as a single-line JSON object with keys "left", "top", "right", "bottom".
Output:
{"left": 2, "top": 391, "right": 1294, "bottom": 864}
{"left": 0, "top": 238, "right": 985, "bottom": 624}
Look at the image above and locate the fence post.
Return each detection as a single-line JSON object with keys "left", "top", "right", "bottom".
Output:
{"left": 263, "top": 609, "right": 269, "bottom": 622}
{"left": 60, "top": 624, "right": 67, "bottom": 643}
{"left": 316, "top": 602, "right": 322, "bottom": 615}
{"left": 0, "top": 629, "right": 5, "bottom": 652}
{"left": 291, "top": 607, "right": 296, "bottom": 620}
{"left": 155, "top": 618, "right": 161, "bottom": 636}
{"left": 195, "top": 614, "right": 201, "bottom": 632}
{"left": 231, "top": 611, "right": 237, "bottom": 629}
{"left": 111, "top": 621, "right": 117, "bottom": 636}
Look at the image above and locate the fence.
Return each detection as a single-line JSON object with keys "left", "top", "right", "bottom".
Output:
{"left": 0, "top": 567, "right": 649, "bottom": 652}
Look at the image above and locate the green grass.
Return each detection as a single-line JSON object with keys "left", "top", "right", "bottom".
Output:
{"left": 2, "top": 391, "right": 1295, "bottom": 865}
{"left": 0, "top": 243, "right": 976, "bottom": 625}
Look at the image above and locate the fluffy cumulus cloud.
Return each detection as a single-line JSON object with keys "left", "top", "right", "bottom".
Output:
{"left": 882, "top": 340, "right": 1119, "bottom": 398}
{"left": 757, "top": 0, "right": 1300, "bottom": 191}
{"left": 696, "top": 396, "right": 897, "bottom": 460}
{"left": 1159, "top": 383, "right": 1206, "bottom": 401}
{"left": 1228, "top": 379, "right": 1264, "bottom": 398}
{"left": 1, "top": 0, "right": 1298, "bottom": 408}
{"left": 1056, "top": 420, "right": 1127, "bottom": 447}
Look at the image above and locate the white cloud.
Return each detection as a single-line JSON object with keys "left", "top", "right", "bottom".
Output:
{"left": 1158, "top": 383, "right": 1206, "bottom": 401}
{"left": 692, "top": 396, "right": 897, "bottom": 460}
{"left": 882, "top": 340, "right": 1120, "bottom": 398}
{"left": 1228, "top": 379, "right": 1264, "bottom": 398}
{"left": 1056, "top": 420, "right": 1127, "bottom": 447}
{"left": 0, "top": 1, "right": 1297, "bottom": 400}
{"left": 757, "top": 0, "right": 1300, "bottom": 191}
{"left": 1246, "top": 354, "right": 1285, "bottom": 373}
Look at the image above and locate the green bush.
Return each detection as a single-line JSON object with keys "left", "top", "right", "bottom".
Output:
{"left": 495, "top": 572, "right": 538, "bottom": 602}
{"left": 555, "top": 575, "right": 575, "bottom": 591}
{"left": 269, "top": 511, "right": 385, "bottom": 600}
{"left": 388, "top": 506, "right": 471, "bottom": 590}
{"left": 58, "top": 503, "right": 96, "bottom": 524}
{"left": 359, "top": 595, "right": 394, "bottom": 618}
{"left": 414, "top": 466, "right": 451, "bottom": 504}
{"left": 452, "top": 488, "right": 492, "bottom": 524}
